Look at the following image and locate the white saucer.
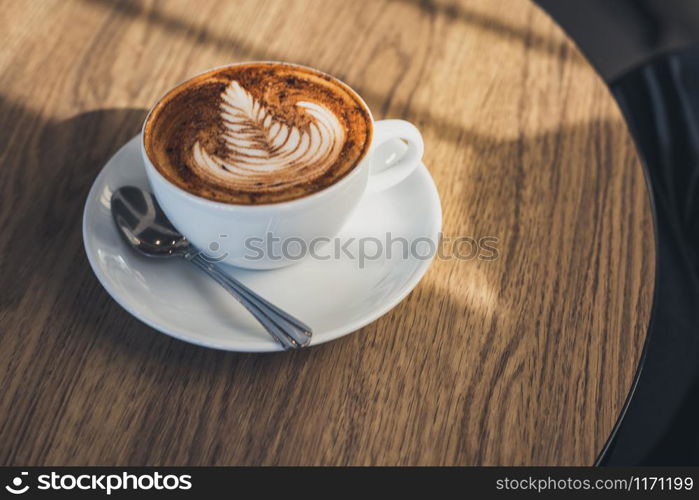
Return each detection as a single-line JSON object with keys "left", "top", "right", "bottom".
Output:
{"left": 83, "top": 136, "right": 442, "bottom": 352}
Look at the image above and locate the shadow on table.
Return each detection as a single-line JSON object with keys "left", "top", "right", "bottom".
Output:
{"left": 394, "top": 0, "right": 580, "bottom": 62}
{"left": 0, "top": 102, "right": 147, "bottom": 313}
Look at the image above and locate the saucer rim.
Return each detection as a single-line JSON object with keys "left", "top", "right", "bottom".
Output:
{"left": 82, "top": 135, "right": 442, "bottom": 352}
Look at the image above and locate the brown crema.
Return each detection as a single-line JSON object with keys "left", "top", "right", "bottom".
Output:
{"left": 143, "top": 62, "right": 373, "bottom": 204}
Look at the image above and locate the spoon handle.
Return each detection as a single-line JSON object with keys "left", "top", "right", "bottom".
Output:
{"left": 189, "top": 254, "right": 312, "bottom": 349}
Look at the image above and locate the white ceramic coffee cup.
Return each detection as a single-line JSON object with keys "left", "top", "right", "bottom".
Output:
{"left": 142, "top": 63, "right": 424, "bottom": 269}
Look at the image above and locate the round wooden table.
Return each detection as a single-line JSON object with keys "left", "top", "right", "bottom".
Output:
{"left": 0, "top": 0, "right": 654, "bottom": 465}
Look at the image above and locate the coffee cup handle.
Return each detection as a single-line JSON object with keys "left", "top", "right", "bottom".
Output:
{"left": 368, "top": 119, "right": 424, "bottom": 192}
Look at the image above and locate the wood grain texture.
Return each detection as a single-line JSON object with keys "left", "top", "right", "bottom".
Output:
{"left": 0, "top": 0, "right": 654, "bottom": 465}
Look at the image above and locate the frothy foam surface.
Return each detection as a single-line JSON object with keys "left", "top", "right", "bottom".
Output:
{"left": 144, "top": 63, "right": 372, "bottom": 204}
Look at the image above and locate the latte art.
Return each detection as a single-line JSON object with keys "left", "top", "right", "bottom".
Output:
{"left": 191, "top": 81, "right": 345, "bottom": 190}
{"left": 144, "top": 62, "right": 372, "bottom": 204}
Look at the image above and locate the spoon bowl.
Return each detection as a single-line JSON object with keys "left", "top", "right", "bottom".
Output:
{"left": 111, "top": 186, "right": 192, "bottom": 259}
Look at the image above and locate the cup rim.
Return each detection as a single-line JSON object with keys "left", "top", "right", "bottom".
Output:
{"left": 141, "top": 61, "right": 375, "bottom": 211}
